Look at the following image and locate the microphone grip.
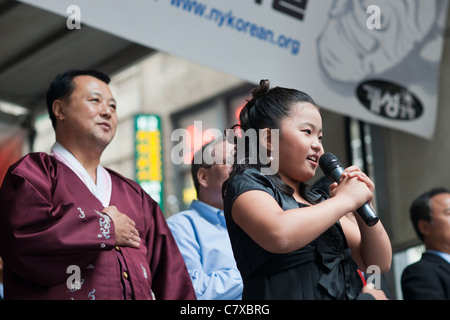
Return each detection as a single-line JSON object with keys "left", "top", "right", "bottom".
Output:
{"left": 356, "top": 203, "right": 379, "bottom": 227}
{"left": 326, "top": 167, "right": 379, "bottom": 227}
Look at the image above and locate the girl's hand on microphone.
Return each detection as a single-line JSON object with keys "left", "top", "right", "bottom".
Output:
{"left": 332, "top": 167, "right": 373, "bottom": 212}
{"left": 340, "top": 166, "right": 375, "bottom": 193}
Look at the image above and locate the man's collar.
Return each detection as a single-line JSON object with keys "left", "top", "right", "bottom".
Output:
{"left": 190, "top": 200, "right": 226, "bottom": 227}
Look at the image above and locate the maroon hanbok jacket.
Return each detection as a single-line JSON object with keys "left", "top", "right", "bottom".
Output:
{"left": 0, "top": 153, "right": 196, "bottom": 300}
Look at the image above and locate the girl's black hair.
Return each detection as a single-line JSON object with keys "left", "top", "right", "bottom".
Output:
{"left": 224, "top": 79, "right": 319, "bottom": 202}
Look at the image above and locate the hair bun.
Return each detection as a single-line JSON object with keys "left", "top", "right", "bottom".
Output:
{"left": 251, "top": 79, "right": 270, "bottom": 99}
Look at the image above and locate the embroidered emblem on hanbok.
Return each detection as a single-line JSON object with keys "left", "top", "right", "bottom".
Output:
{"left": 141, "top": 263, "right": 148, "bottom": 279}
{"left": 88, "top": 289, "right": 96, "bottom": 300}
{"left": 77, "top": 207, "right": 85, "bottom": 219}
{"left": 95, "top": 210, "right": 111, "bottom": 239}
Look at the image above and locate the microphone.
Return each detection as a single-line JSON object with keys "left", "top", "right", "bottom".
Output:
{"left": 319, "top": 152, "right": 379, "bottom": 227}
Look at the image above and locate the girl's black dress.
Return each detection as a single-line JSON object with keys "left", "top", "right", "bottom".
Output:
{"left": 224, "top": 168, "right": 363, "bottom": 300}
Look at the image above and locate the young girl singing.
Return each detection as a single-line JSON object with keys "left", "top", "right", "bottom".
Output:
{"left": 223, "top": 80, "right": 391, "bottom": 300}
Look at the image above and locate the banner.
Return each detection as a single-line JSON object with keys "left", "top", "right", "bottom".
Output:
{"left": 20, "top": 0, "right": 449, "bottom": 139}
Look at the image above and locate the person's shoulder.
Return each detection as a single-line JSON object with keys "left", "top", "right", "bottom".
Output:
{"left": 167, "top": 209, "right": 199, "bottom": 223}
{"left": 229, "top": 167, "right": 274, "bottom": 187}
{"left": 1, "top": 153, "right": 64, "bottom": 197}
{"left": 105, "top": 168, "right": 164, "bottom": 208}
{"left": 106, "top": 167, "right": 142, "bottom": 193}
{"left": 415, "top": 253, "right": 449, "bottom": 270}
{"left": 9, "top": 152, "right": 56, "bottom": 177}
{"left": 402, "top": 253, "right": 439, "bottom": 277}
{"left": 225, "top": 168, "right": 276, "bottom": 205}
{"left": 166, "top": 208, "right": 200, "bottom": 235}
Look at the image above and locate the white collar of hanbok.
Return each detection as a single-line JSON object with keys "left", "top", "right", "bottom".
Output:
{"left": 50, "top": 142, "right": 112, "bottom": 207}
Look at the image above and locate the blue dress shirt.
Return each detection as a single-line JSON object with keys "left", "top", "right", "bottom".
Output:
{"left": 167, "top": 200, "right": 243, "bottom": 300}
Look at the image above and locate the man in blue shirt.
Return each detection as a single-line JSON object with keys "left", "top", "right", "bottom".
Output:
{"left": 402, "top": 187, "right": 450, "bottom": 299}
{"left": 167, "top": 138, "right": 243, "bottom": 300}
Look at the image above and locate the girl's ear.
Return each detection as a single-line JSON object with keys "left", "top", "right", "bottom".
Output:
{"left": 260, "top": 128, "right": 272, "bottom": 152}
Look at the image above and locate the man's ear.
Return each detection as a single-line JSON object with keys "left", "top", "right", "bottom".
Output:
{"left": 52, "top": 99, "right": 65, "bottom": 121}
{"left": 197, "top": 167, "right": 209, "bottom": 189}
{"left": 418, "top": 220, "right": 432, "bottom": 238}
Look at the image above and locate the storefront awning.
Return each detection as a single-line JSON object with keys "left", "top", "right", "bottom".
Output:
{"left": 0, "top": 0, "right": 153, "bottom": 128}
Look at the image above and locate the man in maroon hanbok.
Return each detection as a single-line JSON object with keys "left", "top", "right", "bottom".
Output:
{"left": 0, "top": 70, "right": 195, "bottom": 300}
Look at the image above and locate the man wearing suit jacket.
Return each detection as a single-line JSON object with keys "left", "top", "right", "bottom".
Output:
{"left": 401, "top": 188, "right": 450, "bottom": 300}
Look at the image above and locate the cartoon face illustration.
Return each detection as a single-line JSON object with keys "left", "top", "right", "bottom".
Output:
{"left": 317, "top": 0, "right": 439, "bottom": 82}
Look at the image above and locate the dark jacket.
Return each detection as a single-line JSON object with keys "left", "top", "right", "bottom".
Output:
{"left": 401, "top": 252, "right": 450, "bottom": 300}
